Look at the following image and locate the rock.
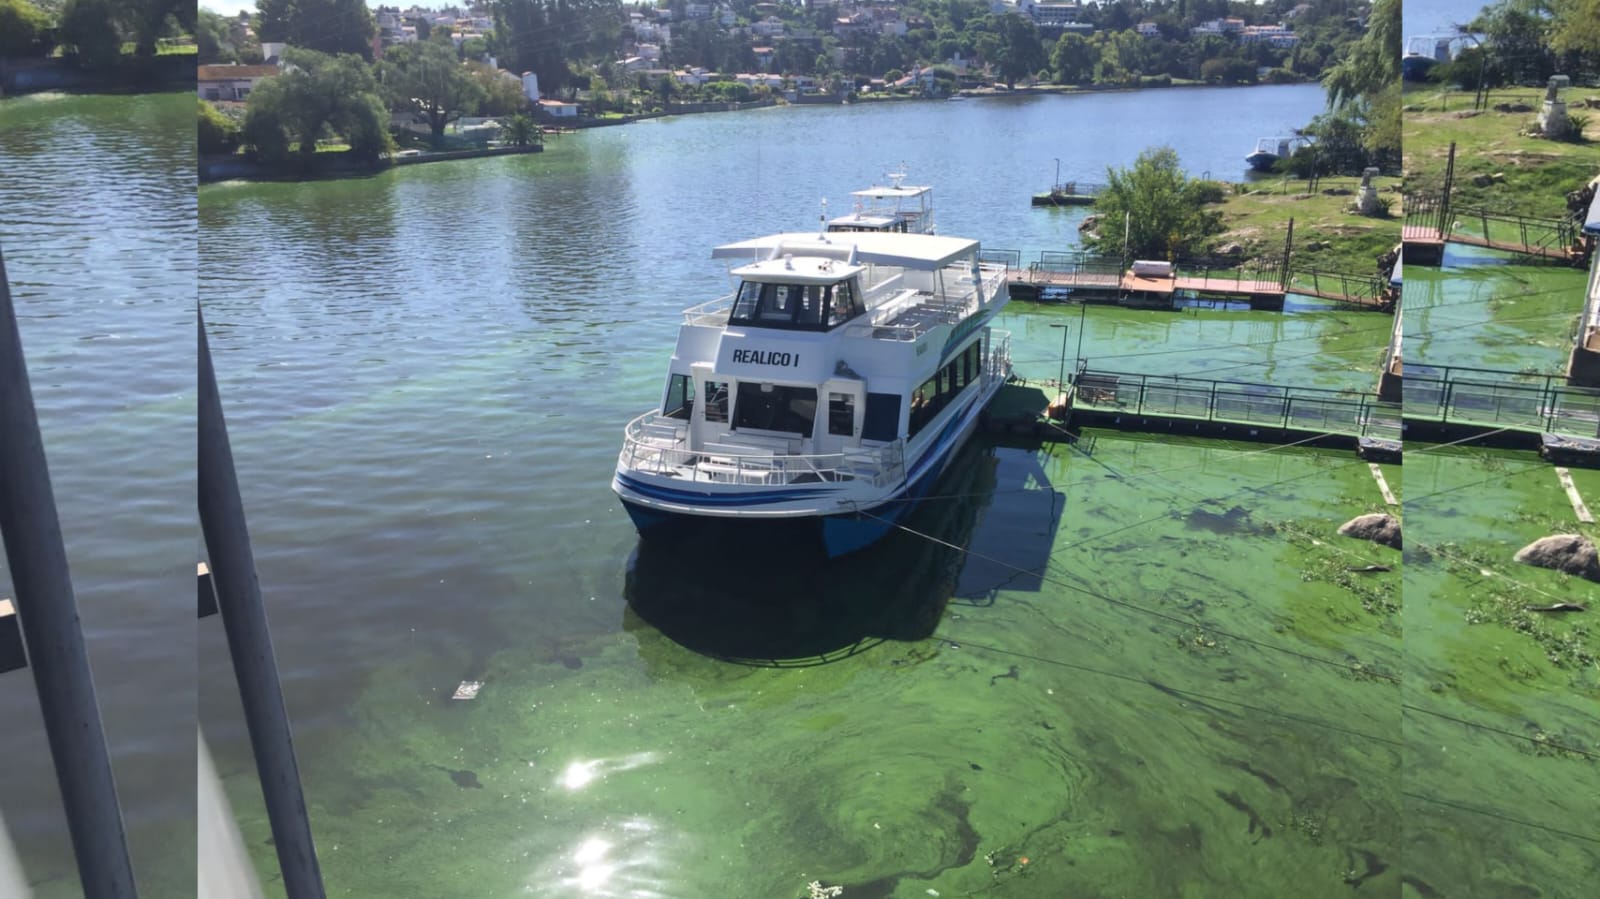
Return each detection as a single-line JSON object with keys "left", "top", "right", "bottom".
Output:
{"left": 1510, "top": 102, "right": 1534, "bottom": 113}
{"left": 1303, "top": 240, "right": 1327, "bottom": 252}
{"left": 1490, "top": 172, "right": 1506, "bottom": 183}
{"left": 1321, "top": 187, "right": 1353, "bottom": 196}
{"left": 1513, "top": 534, "right": 1600, "bottom": 580}
{"left": 1078, "top": 214, "right": 1099, "bottom": 232}
{"left": 1337, "top": 513, "right": 1401, "bottom": 550}
{"left": 1216, "top": 242, "right": 1244, "bottom": 256}
{"left": 1471, "top": 173, "right": 1493, "bottom": 187}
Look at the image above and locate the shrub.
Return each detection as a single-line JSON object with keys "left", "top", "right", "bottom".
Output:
{"left": 197, "top": 99, "right": 240, "bottom": 155}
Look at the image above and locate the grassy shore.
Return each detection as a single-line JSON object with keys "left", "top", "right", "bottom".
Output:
{"left": 1206, "top": 174, "right": 1402, "bottom": 276}
{"left": 1403, "top": 85, "right": 1600, "bottom": 219}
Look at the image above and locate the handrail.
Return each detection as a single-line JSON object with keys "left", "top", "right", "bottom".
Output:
{"left": 620, "top": 412, "right": 906, "bottom": 487}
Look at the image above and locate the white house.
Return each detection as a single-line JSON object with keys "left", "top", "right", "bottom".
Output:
{"left": 197, "top": 63, "right": 279, "bottom": 102}
{"left": 538, "top": 99, "right": 579, "bottom": 118}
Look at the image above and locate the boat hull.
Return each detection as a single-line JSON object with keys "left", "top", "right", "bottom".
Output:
{"left": 618, "top": 381, "right": 991, "bottom": 558}
{"left": 1245, "top": 152, "right": 1279, "bottom": 172}
{"left": 1401, "top": 55, "right": 1437, "bottom": 82}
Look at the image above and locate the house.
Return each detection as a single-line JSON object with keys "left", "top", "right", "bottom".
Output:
{"left": 197, "top": 64, "right": 279, "bottom": 102}
{"left": 1136, "top": 21, "right": 1160, "bottom": 37}
{"left": 537, "top": 99, "right": 579, "bottom": 119}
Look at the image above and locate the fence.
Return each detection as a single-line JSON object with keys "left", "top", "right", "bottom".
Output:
{"left": 1072, "top": 366, "right": 1398, "bottom": 439}
{"left": 1404, "top": 363, "right": 1600, "bottom": 435}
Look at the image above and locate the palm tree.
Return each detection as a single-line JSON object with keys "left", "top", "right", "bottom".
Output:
{"left": 503, "top": 113, "right": 540, "bottom": 148}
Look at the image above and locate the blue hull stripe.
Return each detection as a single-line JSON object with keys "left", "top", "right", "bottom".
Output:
{"left": 615, "top": 474, "right": 831, "bottom": 507}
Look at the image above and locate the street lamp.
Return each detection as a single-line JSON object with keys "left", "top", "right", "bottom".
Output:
{"left": 1049, "top": 322, "right": 1069, "bottom": 390}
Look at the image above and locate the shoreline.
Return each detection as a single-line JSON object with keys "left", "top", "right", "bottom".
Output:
{"left": 199, "top": 143, "right": 544, "bottom": 184}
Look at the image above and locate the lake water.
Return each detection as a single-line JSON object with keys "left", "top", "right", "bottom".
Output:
{"left": 0, "top": 90, "right": 196, "bottom": 896}
{"left": 0, "top": 81, "right": 1421, "bottom": 899}
{"left": 192, "top": 86, "right": 1411, "bottom": 899}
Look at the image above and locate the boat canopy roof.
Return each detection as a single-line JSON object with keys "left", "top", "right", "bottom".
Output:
{"left": 1585, "top": 187, "right": 1600, "bottom": 236}
{"left": 732, "top": 255, "right": 865, "bottom": 285}
{"left": 850, "top": 184, "right": 931, "bottom": 199}
{"left": 712, "top": 232, "right": 981, "bottom": 271}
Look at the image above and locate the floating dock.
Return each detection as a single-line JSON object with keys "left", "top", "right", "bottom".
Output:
{"left": 982, "top": 373, "right": 1399, "bottom": 459}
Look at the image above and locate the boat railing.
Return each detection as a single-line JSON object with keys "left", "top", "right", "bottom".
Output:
{"left": 619, "top": 412, "right": 906, "bottom": 487}
{"left": 844, "top": 264, "right": 1008, "bottom": 342}
{"left": 986, "top": 330, "right": 1013, "bottom": 385}
{"left": 681, "top": 293, "right": 737, "bottom": 326}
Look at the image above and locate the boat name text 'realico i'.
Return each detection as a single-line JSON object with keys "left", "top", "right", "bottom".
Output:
{"left": 729, "top": 348, "right": 798, "bottom": 366}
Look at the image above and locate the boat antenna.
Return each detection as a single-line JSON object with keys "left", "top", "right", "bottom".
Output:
{"left": 818, "top": 197, "right": 827, "bottom": 238}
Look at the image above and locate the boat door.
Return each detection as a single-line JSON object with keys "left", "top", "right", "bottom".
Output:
{"left": 816, "top": 377, "right": 866, "bottom": 456}
{"left": 688, "top": 361, "right": 730, "bottom": 450}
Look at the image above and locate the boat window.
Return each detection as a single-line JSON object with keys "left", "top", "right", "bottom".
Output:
{"left": 733, "top": 382, "right": 816, "bottom": 436}
{"left": 908, "top": 374, "right": 941, "bottom": 438}
{"left": 663, "top": 374, "right": 694, "bottom": 420}
{"left": 704, "top": 381, "right": 730, "bottom": 422}
{"left": 729, "top": 280, "right": 850, "bottom": 331}
{"left": 798, "top": 285, "right": 825, "bottom": 327}
{"left": 826, "top": 281, "right": 864, "bottom": 327}
{"left": 827, "top": 393, "right": 855, "bottom": 436}
{"left": 731, "top": 281, "right": 764, "bottom": 320}
{"left": 862, "top": 393, "right": 901, "bottom": 442}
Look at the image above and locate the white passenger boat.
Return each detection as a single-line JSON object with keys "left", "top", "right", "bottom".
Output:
{"left": 613, "top": 229, "right": 1012, "bottom": 557}
{"left": 825, "top": 169, "right": 936, "bottom": 235}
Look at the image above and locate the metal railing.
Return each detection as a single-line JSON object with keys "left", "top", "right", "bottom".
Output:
{"left": 1289, "top": 269, "right": 1389, "bottom": 306}
{"left": 619, "top": 412, "right": 907, "bottom": 487}
{"left": 1404, "top": 363, "right": 1600, "bottom": 435}
{"left": 1072, "top": 365, "right": 1394, "bottom": 438}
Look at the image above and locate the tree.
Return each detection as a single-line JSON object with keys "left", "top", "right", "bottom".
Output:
{"left": 57, "top": 0, "right": 123, "bottom": 70}
{"left": 502, "top": 113, "right": 539, "bottom": 146}
{"left": 378, "top": 39, "right": 486, "bottom": 141}
{"left": 196, "top": 8, "right": 237, "bottom": 64}
{"left": 0, "top": 0, "right": 50, "bottom": 58}
{"left": 1051, "top": 33, "right": 1095, "bottom": 84}
{"left": 994, "top": 12, "right": 1045, "bottom": 88}
{"left": 1089, "top": 147, "right": 1223, "bottom": 260}
{"left": 468, "top": 61, "right": 529, "bottom": 116}
{"left": 256, "top": 0, "right": 376, "bottom": 60}
{"left": 242, "top": 47, "right": 394, "bottom": 163}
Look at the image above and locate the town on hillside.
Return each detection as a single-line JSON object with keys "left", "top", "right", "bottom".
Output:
{"left": 192, "top": 1, "right": 1376, "bottom": 171}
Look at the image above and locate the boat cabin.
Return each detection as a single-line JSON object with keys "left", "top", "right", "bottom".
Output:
{"left": 725, "top": 256, "right": 868, "bottom": 331}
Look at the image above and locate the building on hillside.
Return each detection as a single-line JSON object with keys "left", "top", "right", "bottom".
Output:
{"left": 1136, "top": 21, "right": 1160, "bottom": 37}
{"left": 537, "top": 99, "right": 580, "bottom": 119}
{"left": 198, "top": 64, "right": 279, "bottom": 102}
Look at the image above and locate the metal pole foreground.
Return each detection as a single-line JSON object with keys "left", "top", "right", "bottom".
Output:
{"left": 197, "top": 309, "right": 326, "bottom": 899}
{"left": 0, "top": 247, "right": 139, "bottom": 896}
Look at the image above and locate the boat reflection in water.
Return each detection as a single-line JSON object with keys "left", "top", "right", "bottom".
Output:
{"left": 623, "top": 437, "right": 1063, "bottom": 665}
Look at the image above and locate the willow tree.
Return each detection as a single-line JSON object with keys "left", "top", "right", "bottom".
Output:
{"left": 1315, "top": 0, "right": 1401, "bottom": 170}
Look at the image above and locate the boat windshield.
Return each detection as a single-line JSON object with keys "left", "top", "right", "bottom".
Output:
{"left": 728, "top": 279, "right": 865, "bottom": 331}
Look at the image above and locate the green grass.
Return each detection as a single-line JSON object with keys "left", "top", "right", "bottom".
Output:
{"left": 1403, "top": 85, "right": 1600, "bottom": 219}
{"left": 1208, "top": 175, "right": 1403, "bottom": 276}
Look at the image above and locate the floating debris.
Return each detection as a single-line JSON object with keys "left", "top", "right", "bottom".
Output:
{"left": 452, "top": 680, "right": 483, "bottom": 701}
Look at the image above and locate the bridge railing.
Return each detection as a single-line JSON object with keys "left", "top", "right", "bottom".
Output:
{"left": 1287, "top": 268, "right": 1388, "bottom": 305}
{"left": 1448, "top": 205, "right": 1582, "bottom": 257}
{"left": 1405, "top": 362, "right": 1600, "bottom": 435}
{"left": 1072, "top": 366, "right": 1389, "bottom": 437}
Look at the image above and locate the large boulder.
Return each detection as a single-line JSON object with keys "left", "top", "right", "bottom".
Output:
{"left": 1337, "top": 513, "right": 1401, "bottom": 550}
{"left": 1513, "top": 534, "right": 1600, "bottom": 580}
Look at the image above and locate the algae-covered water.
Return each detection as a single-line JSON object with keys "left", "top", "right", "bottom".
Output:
{"left": 1402, "top": 447, "right": 1600, "bottom": 898}
{"left": 1403, "top": 245, "right": 1590, "bottom": 375}
{"left": 213, "top": 433, "right": 1402, "bottom": 899}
